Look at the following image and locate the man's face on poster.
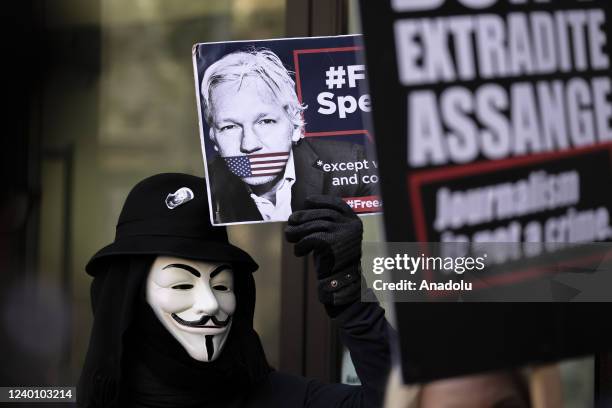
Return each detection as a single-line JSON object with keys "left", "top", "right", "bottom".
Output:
{"left": 209, "top": 76, "right": 301, "bottom": 186}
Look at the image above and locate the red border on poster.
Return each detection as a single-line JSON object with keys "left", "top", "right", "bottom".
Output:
{"left": 293, "top": 46, "right": 372, "bottom": 140}
{"left": 407, "top": 142, "right": 612, "bottom": 293}
{"left": 408, "top": 141, "right": 612, "bottom": 242}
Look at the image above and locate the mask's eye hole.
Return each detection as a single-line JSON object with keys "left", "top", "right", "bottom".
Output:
{"left": 213, "top": 284, "right": 229, "bottom": 292}
{"left": 171, "top": 284, "right": 194, "bottom": 290}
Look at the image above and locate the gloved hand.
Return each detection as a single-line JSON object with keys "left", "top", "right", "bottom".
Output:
{"left": 285, "top": 195, "right": 363, "bottom": 311}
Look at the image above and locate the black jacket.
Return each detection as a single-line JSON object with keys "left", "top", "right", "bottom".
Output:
{"left": 79, "top": 258, "right": 391, "bottom": 408}
{"left": 242, "top": 301, "right": 391, "bottom": 408}
{"left": 122, "top": 301, "right": 391, "bottom": 408}
{"left": 209, "top": 139, "right": 378, "bottom": 224}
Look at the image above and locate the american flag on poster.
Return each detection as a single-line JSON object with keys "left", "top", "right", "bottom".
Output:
{"left": 223, "top": 152, "right": 290, "bottom": 178}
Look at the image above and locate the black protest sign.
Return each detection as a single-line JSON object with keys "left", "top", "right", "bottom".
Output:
{"left": 359, "top": 0, "right": 612, "bottom": 383}
{"left": 361, "top": 0, "right": 612, "bottom": 244}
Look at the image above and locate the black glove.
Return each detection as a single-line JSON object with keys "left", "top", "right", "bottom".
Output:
{"left": 285, "top": 195, "right": 363, "bottom": 310}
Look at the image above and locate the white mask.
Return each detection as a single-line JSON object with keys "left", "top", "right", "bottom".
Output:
{"left": 146, "top": 256, "right": 236, "bottom": 362}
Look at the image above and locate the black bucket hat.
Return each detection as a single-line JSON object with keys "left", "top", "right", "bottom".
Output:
{"left": 86, "top": 173, "right": 258, "bottom": 275}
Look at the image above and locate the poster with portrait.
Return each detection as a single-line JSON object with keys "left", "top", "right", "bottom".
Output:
{"left": 192, "top": 35, "right": 381, "bottom": 226}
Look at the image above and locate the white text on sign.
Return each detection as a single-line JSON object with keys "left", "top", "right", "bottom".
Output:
{"left": 318, "top": 65, "right": 371, "bottom": 119}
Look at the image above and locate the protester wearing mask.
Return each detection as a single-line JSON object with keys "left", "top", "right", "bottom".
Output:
{"left": 78, "top": 173, "right": 391, "bottom": 407}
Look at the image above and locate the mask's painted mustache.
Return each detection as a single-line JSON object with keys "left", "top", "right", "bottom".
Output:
{"left": 171, "top": 314, "right": 232, "bottom": 328}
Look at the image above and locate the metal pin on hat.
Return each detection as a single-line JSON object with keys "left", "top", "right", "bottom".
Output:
{"left": 165, "top": 187, "right": 194, "bottom": 209}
